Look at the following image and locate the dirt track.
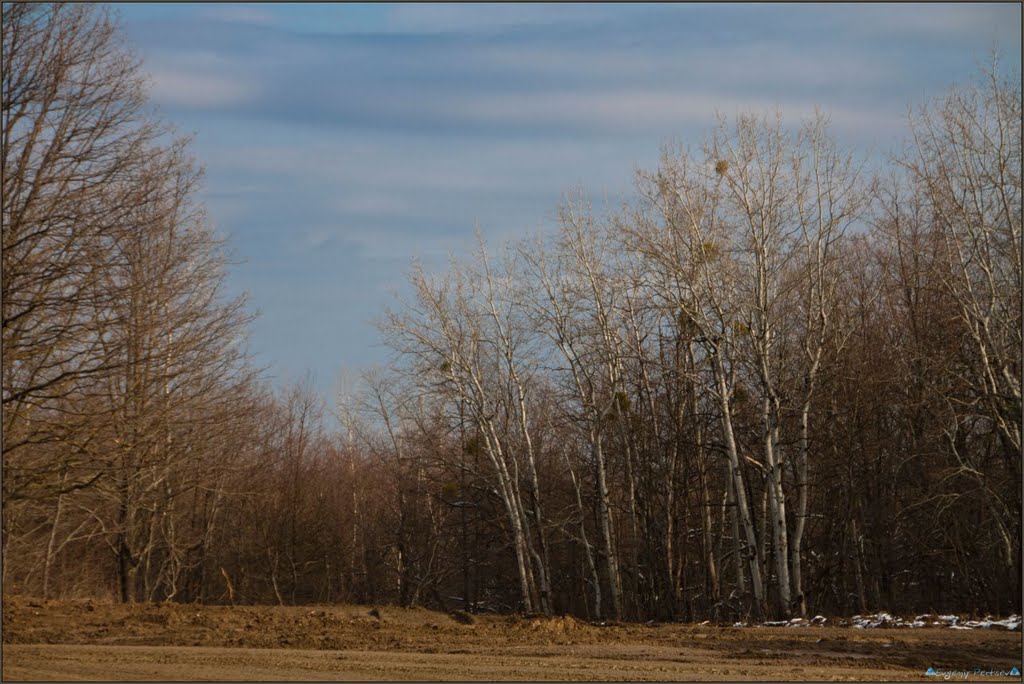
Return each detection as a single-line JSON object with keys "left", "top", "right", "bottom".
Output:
{"left": 3, "top": 598, "right": 1021, "bottom": 681}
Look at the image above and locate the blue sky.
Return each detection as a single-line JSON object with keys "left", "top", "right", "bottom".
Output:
{"left": 115, "top": 2, "right": 1021, "bottom": 402}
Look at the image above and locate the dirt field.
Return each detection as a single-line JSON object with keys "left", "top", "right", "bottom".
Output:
{"left": 3, "top": 597, "right": 1021, "bottom": 681}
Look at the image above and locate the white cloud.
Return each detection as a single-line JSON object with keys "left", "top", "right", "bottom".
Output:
{"left": 296, "top": 228, "right": 337, "bottom": 252}
{"left": 853, "top": 4, "right": 1019, "bottom": 39}
{"left": 343, "top": 226, "right": 471, "bottom": 263}
{"left": 435, "top": 89, "right": 904, "bottom": 137}
{"left": 328, "top": 191, "right": 416, "bottom": 219}
{"left": 197, "top": 5, "right": 276, "bottom": 26}
{"left": 214, "top": 134, "right": 625, "bottom": 212}
{"left": 147, "top": 67, "right": 257, "bottom": 108}
{"left": 385, "top": 3, "right": 614, "bottom": 33}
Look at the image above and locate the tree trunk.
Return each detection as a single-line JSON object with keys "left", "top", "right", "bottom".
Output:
{"left": 565, "top": 451, "right": 601, "bottom": 619}
{"left": 698, "top": 435, "right": 720, "bottom": 616}
{"left": 713, "top": 353, "right": 766, "bottom": 618}
{"left": 593, "top": 430, "right": 622, "bottom": 621}
{"left": 763, "top": 401, "right": 792, "bottom": 618}
{"left": 791, "top": 403, "right": 811, "bottom": 617}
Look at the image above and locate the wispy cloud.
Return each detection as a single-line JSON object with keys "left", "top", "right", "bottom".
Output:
{"left": 384, "top": 3, "right": 616, "bottom": 33}
{"left": 438, "top": 89, "right": 903, "bottom": 136}
{"left": 147, "top": 67, "right": 258, "bottom": 108}
{"left": 842, "top": 4, "right": 1019, "bottom": 40}
{"left": 197, "top": 5, "right": 276, "bottom": 26}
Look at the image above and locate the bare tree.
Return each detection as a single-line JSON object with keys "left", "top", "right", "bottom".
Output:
{"left": 786, "top": 114, "right": 867, "bottom": 617}
{"left": 519, "top": 202, "right": 628, "bottom": 621}
{"left": 903, "top": 62, "right": 1021, "bottom": 477}
{"left": 628, "top": 139, "right": 768, "bottom": 618}
{"left": 92, "top": 138, "right": 253, "bottom": 602}
{"left": 382, "top": 250, "right": 552, "bottom": 615}
{"left": 3, "top": 3, "right": 256, "bottom": 601}
{"left": 3, "top": 3, "right": 160, "bottom": 498}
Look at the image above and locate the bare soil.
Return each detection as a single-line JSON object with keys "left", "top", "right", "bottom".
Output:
{"left": 2, "top": 597, "right": 1020, "bottom": 681}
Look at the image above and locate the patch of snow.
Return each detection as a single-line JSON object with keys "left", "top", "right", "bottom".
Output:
{"left": 849, "top": 612, "right": 911, "bottom": 629}
{"left": 733, "top": 613, "right": 1018, "bottom": 631}
{"left": 991, "top": 615, "right": 1021, "bottom": 631}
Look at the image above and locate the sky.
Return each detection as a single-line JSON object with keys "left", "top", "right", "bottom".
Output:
{"left": 115, "top": 2, "right": 1021, "bottom": 403}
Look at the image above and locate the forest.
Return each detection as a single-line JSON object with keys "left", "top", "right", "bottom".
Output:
{"left": 3, "top": 3, "right": 1020, "bottom": 624}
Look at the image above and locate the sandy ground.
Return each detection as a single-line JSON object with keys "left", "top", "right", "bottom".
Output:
{"left": 3, "top": 598, "right": 1021, "bottom": 681}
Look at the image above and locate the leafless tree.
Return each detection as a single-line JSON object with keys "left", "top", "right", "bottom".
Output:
{"left": 3, "top": 4, "right": 160, "bottom": 497}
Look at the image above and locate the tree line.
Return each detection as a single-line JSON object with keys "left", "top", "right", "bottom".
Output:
{"left": 3, "top": 4, "right": 1019, "bottom": 621}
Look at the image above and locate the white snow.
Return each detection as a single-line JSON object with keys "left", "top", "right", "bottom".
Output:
{"left": 748, "top": 612, "right": 1019, "bottom": 630}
